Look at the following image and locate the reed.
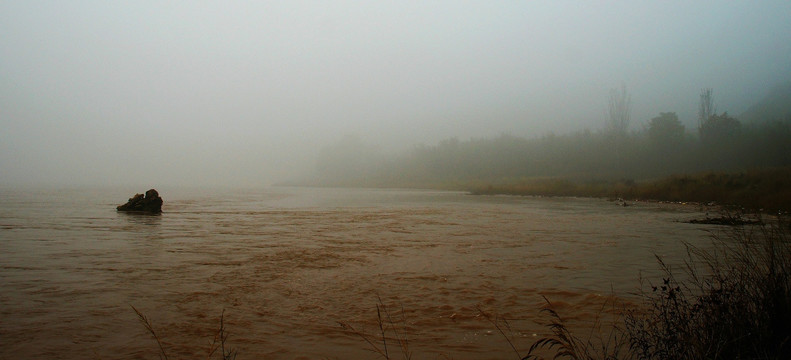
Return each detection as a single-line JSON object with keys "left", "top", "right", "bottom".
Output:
{"left": 476, "top": 306, "right": 526, "bottom": 359}
{"left": 523, "top": 296, "right": 631, "bottom": 360}
{"left": 624, "top": 214, "right": 791, "bottom": 359}
{"left": 338, "top": 296, "right": 412, "bottom": 360}
{"left": 132, "top": 305, "right": 170, "bottom": 360}
{"left": 524, "top": 214, "right": 791, "bottom": 360}
{"left": 132, "top": 306, "right": 237, "bottom": 360}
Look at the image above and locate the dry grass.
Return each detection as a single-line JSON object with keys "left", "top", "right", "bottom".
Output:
{"left": 524, "top": 214, "right": 791, "bottom": 360}
{"left": 629, "top": 168, "right": 791, "bottom": 212}
{"left": 476, "top": 306, "right": 526, "bottom": 359}
{"left": 470, "top": 167, "right": 791, "bottom": 213}
{"left": 132, "top": 306, "right": 237, "bottom": 360}
{"left": 522, "top": 296, "right": 631, "bottom": 360}
{"left": 624, "top": 215, "right": 791, "bottom": 359}
{"left": 132, "top": 305, "right": 170, "bottom": 360}
{"left": 337, "top": 296, "right": 412, "bottom": 360}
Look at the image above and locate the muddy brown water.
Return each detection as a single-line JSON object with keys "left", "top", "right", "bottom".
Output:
{"left": 0, "top": 186, "right": 716, "bottom": 359}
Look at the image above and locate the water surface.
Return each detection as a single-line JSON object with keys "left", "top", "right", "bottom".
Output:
{"left": 0, "top": 186, "right": 714, "bottom": 359}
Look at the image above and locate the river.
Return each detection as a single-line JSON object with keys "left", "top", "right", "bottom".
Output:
{"left": 0, "top": 186, "right": 717, "bottom": 359}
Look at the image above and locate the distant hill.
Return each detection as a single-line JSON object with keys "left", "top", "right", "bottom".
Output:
{"left": 739, "top": 81, "right": 791, "bottom": 123}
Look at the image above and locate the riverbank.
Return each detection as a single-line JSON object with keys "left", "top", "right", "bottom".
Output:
{"left": 469, "top": 167, "right": 791, "bottom": 213}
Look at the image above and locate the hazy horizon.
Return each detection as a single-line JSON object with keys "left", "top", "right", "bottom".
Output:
{"left": 2, "top": 1, "right": 790, "bottom": 187}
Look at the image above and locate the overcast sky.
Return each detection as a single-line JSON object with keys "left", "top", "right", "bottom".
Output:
{"left": 2, "top": 1, "right": 790, "bottom": 187}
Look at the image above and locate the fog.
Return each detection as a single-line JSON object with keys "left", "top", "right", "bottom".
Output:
{"left": 2, "top": 1, "right": 790, "bottom": 187}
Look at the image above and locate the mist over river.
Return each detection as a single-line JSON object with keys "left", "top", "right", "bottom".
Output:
{"left": 0, "top": 186, "right": 716, "bottom": 359}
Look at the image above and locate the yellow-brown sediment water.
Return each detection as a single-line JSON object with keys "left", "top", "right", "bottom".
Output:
{"left": 0, "top": 187, "right": 715, "bottom": 359}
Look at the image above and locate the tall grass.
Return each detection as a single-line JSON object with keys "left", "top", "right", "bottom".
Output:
{"left": 524, "top": 296, "right": 631, "bottom": 360}
{"left": 132, "top": 306, "right": 237, "bottom": 360}
{"left": 526, "top": 214, "right": 791, "bottom": 360}
{"left": 624, "top": 215, "right": 791, "bottom": 359}
{"left": 338, "top": 296, "right": 412, "bottom": 360}
{"left": 470, "top": 167, "right": 791, "bottom": 213}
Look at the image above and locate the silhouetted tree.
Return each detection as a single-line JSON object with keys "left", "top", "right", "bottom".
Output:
{"left": 607, "top": 84, "right": 632, "bottom": 136}
{"left": 700, "top": 112, "right": 741, "bottom": 146}
{"left": 606, "top": 84, "right": 632, "bottom": 162}
{"left": 740, "top": 118, "right": 791, "bottom": 168}
{"left": 646, "top": 112, "right": 688, "bottom": 173}
{"left": 698, "top": 88, "right": 715, "bottom": 133}
{"left": 648, "top": 112, "right": 685, "bottom": 148}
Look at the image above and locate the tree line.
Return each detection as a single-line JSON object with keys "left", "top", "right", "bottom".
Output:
{"left": 306, "top": 88, "right": 791, "bottom": 189}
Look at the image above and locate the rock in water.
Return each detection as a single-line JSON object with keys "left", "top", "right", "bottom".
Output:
{"left": 116, "top": 189, "right": 163, "bottom": 213}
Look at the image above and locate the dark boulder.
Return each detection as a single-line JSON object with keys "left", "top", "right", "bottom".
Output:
{"left": 117, "top": 189, "right": 163, "bottom": 213}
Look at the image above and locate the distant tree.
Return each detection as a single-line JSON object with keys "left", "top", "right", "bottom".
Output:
{"left": 606, "top": 84, "right": 632, "bottom": 162}
{"left": 648, "top": 112, "right": 685, "bottom": 148}
{"left": 699, "top": 112, "right": 741, "bottom": 146}
{"left": 698, "top": 88, "right": 716, "bottom": 132}
{"left": 607, "top": 84, "right": 632, "bottom": 135}
{"left": 748, "top": 119, "right": 791, "bottom": 167}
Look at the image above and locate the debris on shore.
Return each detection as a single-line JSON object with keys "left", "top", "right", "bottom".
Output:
{"left": 687, "top": 215, "right": 762, "bottom": 226}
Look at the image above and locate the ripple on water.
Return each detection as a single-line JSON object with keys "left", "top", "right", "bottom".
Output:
{"left": 0, "top": 187, "right": 712, "bottom": 359}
